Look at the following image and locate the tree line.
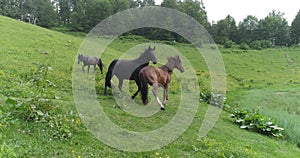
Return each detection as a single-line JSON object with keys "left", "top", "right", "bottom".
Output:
{"left": 1, "top": 0, "right": 300, "bottom": 47}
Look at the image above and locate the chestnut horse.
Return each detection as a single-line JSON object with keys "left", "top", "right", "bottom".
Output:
{"left": 139, "top": 55, "right": 184, "bottom": 110}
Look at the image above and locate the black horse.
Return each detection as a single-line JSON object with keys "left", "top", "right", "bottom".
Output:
{"left": 104, "top": 46, "right": 157, "bottom": 98}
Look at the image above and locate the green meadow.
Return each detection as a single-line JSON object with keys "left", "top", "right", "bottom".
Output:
{"left": 0, "top": 15, "right": 300, "bottom": 157}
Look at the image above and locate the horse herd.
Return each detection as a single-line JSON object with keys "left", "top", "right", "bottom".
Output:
{"left": 77, "top": 46, "right": 184, "bottom": 110}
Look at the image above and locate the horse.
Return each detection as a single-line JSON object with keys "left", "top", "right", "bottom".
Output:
{"left": 139, "top": 55, "right": 184, "bottom": 110}
{"left": 78, "top": 54, "right": 103, "bottom": 74}
{"left": 104, "top": 46, "right": 157, "bottom": 98}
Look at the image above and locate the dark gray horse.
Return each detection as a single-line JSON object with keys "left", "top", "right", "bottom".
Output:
{"left": 104, "top": 46, "right": 157, "bottom": 98}
{"left": 78, "top": 54, "right": 103, "bottom": 73}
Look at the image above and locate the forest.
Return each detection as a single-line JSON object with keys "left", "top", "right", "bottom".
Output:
{"left": 1, "top": 0, "right": 300, "bottom": 47}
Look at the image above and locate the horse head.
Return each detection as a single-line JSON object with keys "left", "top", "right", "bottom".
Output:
{"left": 144, "top": 46, "right": 157, "bottom": 64}
{"left": 77, "top": 54, "right": 83, "bottom": 64}
{"left": 168, "top": 55, "right": 184, "bottom": 73}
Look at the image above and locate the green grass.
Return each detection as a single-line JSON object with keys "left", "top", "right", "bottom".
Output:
{"left": 231, "top": 88, "right": 300, "bottom": 145}
{"left": 1, "top": 15, "right": 300, "bottom": 157}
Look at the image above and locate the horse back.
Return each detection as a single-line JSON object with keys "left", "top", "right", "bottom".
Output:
{"left": 113, "top": 59, "right": 148, "bottom": 80}
{"left": 141, "top": 66, "right": 170, "bottom": 86}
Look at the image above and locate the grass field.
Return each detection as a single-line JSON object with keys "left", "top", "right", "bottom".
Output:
{"left": 1, "top": 15, "right": 300, "bottom": 157}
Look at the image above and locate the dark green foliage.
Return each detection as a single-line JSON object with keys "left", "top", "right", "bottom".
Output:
{"left": 239, "top": 42, "right": 250, "bottom": 50}
{"left": 0, "top": 0, "right": 57, "bottom": 27}
{"left": 1, "top": 1, "right": 300, "bottom": 46}
{"left": 211, "top": 15, "right": 239, "bottom": 45}
{"left": 248, "top": 40, "right": 272, "bottom": 50}
{"left": 260, "top": 40, "right": 272, "bottom": 48}
{"left": 291, "top": 10, "right": 300, "bottom": 44}
{"left": 224, "top": 40, "right": 234, "bottom": 48}
{"left": 257, "top": 11, "right": 290, "bottom": 46}
{"left": 249, "top": 40, "right": 263, "bottom": 50}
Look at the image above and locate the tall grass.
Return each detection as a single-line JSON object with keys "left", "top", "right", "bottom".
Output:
{"left": 234, "top": 88, "right": 300, "bottom": 145}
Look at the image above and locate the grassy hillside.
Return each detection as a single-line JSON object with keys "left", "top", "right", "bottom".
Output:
{"left": 0, "top": 15, "right": 300, "bottom": 157}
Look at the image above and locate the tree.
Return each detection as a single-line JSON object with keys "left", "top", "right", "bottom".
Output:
{"left": 139, "top": 0, "right": 155, "bottom": 7}
{"left": 111, "top": 0, "right": 130, "bottom": 13}
{"left": 291, "top": 10, "right": 300, "bottom": 44}
{"left": 161, "top": 0, "right": 177, "bottom": 9}
{"left": 258, "top": 10, "right": 290, "bottom": 46}
{"left": 11, "top": 0, "right": 56, "bottom": 27}
{"left": 177, "top": 0, "right": 209, "bottom": 29}
{"left": 57, "top": 0, "right": 73, "bottom": 25}
{"left": 211, "top": 15, "right": 238, "bottom": 44}
{"left": 238, "top": 15, "right": 259, "bottom": 44}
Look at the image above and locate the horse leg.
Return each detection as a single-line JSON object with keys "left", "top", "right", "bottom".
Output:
{"left": 93, "top": 64, "right": 96, "bottom": 73}
{"left": 152, "top": 82, "right": 165, "bottom": 110}
{"left": 165, "top": 84, "right": 169, "bottom": 101}
{"left": 118, "top": 79, "right": 123, "bottom": 92}
{"left": 131, "top": 80, "right": 140, "bottom": 99}
{"left": 163, "top": 86, "right": 168, "bottom": 105}
{"left": 87, "top": 65, "right": 90, "bottom": 74}
{"left": 82, "top": 65, "right": 85, "bottom": 73}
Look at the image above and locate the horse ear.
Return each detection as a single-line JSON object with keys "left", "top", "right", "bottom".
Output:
{"left": 153, "top": 46, "right": 156, "bottom": 50}
{"left": 148, "top": 45, "right": 151, "bottom": 49}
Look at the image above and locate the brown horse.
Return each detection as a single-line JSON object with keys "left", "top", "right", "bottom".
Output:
{"left": 139, "top": 55, "right": 184, "bottom": 110}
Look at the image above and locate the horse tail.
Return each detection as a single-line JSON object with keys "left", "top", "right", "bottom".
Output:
{"left": 105, "top": 59, "right": 118, "bottom": 89}
{"left": 139, "top": 70, "right": 149, "bottom": 105}
{"left": 97, "top": 58, "right": 104, "bottom": 74}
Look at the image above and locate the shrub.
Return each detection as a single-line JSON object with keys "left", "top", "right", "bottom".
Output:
{"left": 239, "top": 43, "right": 250, "bottom": 50}
{"left": 260, "top": 40, "right": 272, "bottom": 48}
{"left": 0, "top": 97, "right": 79, "bottom": 140}
{"left": 200, "top": 89, "right": 226, "bottom": 108}
{"left": 249, "top": 40, "right": 262, "bottom": 50}
{"left": 224, "top": 40, "right": 234, "bottom": 48}
{"left": 230, "top": 107, "right": 284, "bottom": 137}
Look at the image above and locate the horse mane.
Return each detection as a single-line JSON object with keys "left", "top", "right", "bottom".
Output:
{"left": 159, "top": 65, "right": 173, "bottom": 73}
{"left": 159, "top": 56, "right": 177, "bottom": 73}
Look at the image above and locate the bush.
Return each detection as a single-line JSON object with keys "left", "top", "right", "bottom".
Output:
{"left": 230, "top": 107, "right": 284, "bottom": 137}
{"left": 224, "top": 40, "right": 234, "bottom": 48}
{"left": 260, "top": 40, "right": 272, "bottom": 48}
{"left": 249, "top": 40, "right": 272, "bottom": 50}
{"left": 239, "top": 43, "right": 250, "bottom": 50}
{"left": 249, "top": 40, "right": 262, "bottom": 50}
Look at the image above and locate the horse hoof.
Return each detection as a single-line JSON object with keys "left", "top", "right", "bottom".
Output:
{"left": 160, "top": 107, "right": 165, "bottom": 111}
{"left": 143, "top": 100, "right": 149, "bottom": 105}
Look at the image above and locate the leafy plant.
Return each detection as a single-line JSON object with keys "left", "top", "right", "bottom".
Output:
{"left": 239, "top": 42, "right": 250, "bottom": 50}
{"left": 200, "top": 89, "right": 226, "bottom": 108}
{"left": 230, "top": 107, "right": 284, "bottom": 137}
{"left": 224, "top": 40, "right": 234, "bottom": 48}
